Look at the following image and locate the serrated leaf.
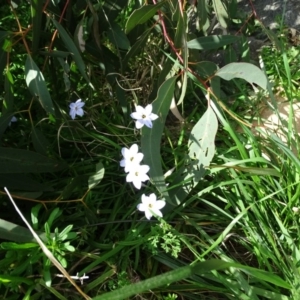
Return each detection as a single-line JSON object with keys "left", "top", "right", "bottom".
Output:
{"left": 187, "top": 35, "right": 238, "bottom": 50}
{"left": 25, "top": 55, "right": 55, "bottom": 115}
{"left": 88, "top": 162, "right": 105, "bottom": 189}
{"left": 141, "top": 76, "right": 177, "bottom": 203}
{"left": 52, "top": 19, "right": 94, "bottom": 89}
{"left": 125, "top": 1, "right": 166, "bottom": 34}
{"left": 0, "top": 147, "right": 67, "bottom": 173}
{"left": 215, "top": 62, "right": 267, "bottom": 89}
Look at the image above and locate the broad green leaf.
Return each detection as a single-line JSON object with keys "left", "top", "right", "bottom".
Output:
{"left": 52, "top": 19, "right": 94, "bottom": 89}
{"left": 169, "top": 106, "right": 218, "bottom": 205}
{"left": 141, "top": 76, "right": 177, "bottom": 203}
{"left": 212, "top": 0, "right": 228, "bottom": 28}
{"left": 125, "top": 1, "right": 166, "bottom": 34}
{"left": 88, "top": 162, "right": 105, "bottom": 189}
{"left": 25, "top": 55, "right": 55, "bottom": 115}
{"left": 107, "top": 23, "right": 130, "bottom": 50}
{"left": 187, "top": 35, "right": 238, "bottom": 50}
{"left": 187, "top": 106, "right": 218, "bottom": 182}
{"left": 0, "top": 219, "right": 47, "bottom": 243}
{"left": 193, "top": 61, "right": 218, "bottom": 79}
{"left": 0, "top": 147, "right": 68, "bottom": 173}
{"left": 0, "top": 173, "right": 53, "bottom": 191}
{"left": 215, "top": 62, "right": 267, "bottom": 90}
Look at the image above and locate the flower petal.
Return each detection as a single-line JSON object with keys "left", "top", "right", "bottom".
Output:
{"left": 137, "top": 203, "right": 146, "bottom": 212}
{"left": 135, "top": 105, "right": 145, "bottom": 114}
{"left": 132, "top": 178, "right": 142, "bottom": 189}
{"left": 150, "top": 113, "right": 158, "bottom": 120}
{"left": 121, "top": 147, "right": 129, "bottom": 158}
{"left": 145, "top": 104, "right": 153, "bottom": 114}
{"left": 76, "top": 108, "right": 84, "bottom": 116}
{"left": 69, "top": 109, "right": 76, "bottom": 120}
{"left": 130, "top": 112, "right": 140, "bottom": 120}
{"left": 151, "top": 208, "right": 163, "bottom": 218}
{"left": 135, "top": 120, "right": 144, "bottom": 129}
{"left": 145, "top": 210, "right": 153, "bottom": 220}
{"left": 144, "top": 119, "right": 153, "bottom": 128}
{"left": 129, "top": 143, "right": 138, "bottom": 154}
{"left": 155, "top": 200, "right": 166, "bottom": 210}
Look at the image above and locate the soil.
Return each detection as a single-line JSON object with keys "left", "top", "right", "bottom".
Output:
{"left": 238, "top": 0, "right": 300, "bottom": 30}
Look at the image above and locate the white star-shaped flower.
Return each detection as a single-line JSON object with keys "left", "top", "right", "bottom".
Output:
{"left": 69, "top": 99, "right": 85, "bottom": 120}
{"left": 130, "top": 104, "right": 158, "bottom": 129}
{"left": 120, "top": 144, "right": 144, "bottom": 173}
{"left": 137, "top": 193, "right": 166, "bottom": 220}
{"left": 126, "top": 164, "right": 150, "bottom": 189}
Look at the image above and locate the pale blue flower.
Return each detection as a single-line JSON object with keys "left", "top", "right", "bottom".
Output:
{"left": 9, "top": 116, "right": 17, "bottom": 126}
{"left": 69, "top": 99, "right": 85, "bottom": 120}
{"left": 130, "top": 104, "right": 158, "bottom": 129}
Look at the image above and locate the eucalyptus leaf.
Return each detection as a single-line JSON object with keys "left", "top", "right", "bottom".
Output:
{"left": 0, "top": 147, "right": 68, "bottom": 173}
{"left": 215, "top": 62, "right": 267, "bottom": 90}
{"left": 141, "top": 76, "right": 177, "bottom": 204}
{"left": 125, "top": 1, "right": 166, "bottom": 34}
{"left": 88, "top": 162, "right": 105, "bottom": 189}
{"left": 25, "top": 55, "right": 55, "bottom": 116}
{"left": 0, "top": 219, "right": 47, "bottom": 243}
{"left": 187, "top": 35, "right": 238, "bottom": 50}
{"left": 52, "top": 19, "right": 94, "bottom": 89}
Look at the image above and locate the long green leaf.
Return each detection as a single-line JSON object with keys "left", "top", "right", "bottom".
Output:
{"left": 141, "top": 76, "right": 177, "bottom": 203}
{"left": 52, "top": 19, "right": 94, "bottom": 89}
{"left": 0, "top": 219, "right": 48, "bottom": 243}
{"left": 25, "top": 55, "right": 55, "bottom": 115}
{"left": 0, "top": 147, "right": 67, "bottom": 173}
{"left": 30, "top": 0, "right": 43, "bottom": 54}
{"left": 0, "top": 173, "right": 53, "bottom": 191}
{"left": 125, "top": 1, "right": 166, "bottom": 34}
{"left": 187, "top": 35, "right": 239, "bottom": 50}
{"left": 93, "top": 259, "right": 290, "bottom": 300}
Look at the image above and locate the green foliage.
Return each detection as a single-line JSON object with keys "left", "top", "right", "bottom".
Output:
{"left": 0, "top": 0, "right": 299, "bottom": 299}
